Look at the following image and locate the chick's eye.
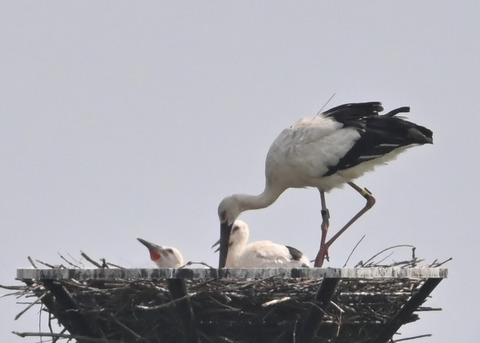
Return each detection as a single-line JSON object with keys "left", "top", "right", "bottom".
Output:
{"left": 232, "top": 226, "right": 239, "bottom": 232}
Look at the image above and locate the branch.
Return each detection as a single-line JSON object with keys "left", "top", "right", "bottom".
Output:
{"left": 106, "top": 262, "right": 126, "bottom": 269}
{"left": 27, "top": 256, "right": 37, "bottom": 269}
{"left": 361, "top": 245, "right": 415, "bottom": 266}
{"left": 135, "top": 292, "right": 197, "bottom": 311}
{"left": 429, "top": 257, "right": 452, "bottom": 267}
{"left": 35, "top": 259, "right": 62, "bottom": 269}
{"left": 58, "top": 252, "right": 82, "bottom": 269}
{"left": 180, "top": 261, "right": 215, "bottom": 269}
{"left": 343, "top": 235, "right": 366, "bottom": 267}
{"left": 12, "top": 331, "right": 120, "bottom": 342}
{"left": 393, "top": 333, "right": 432, "bottom": 342}
{"left": 80, "top": 251, "right": 103, "bottom": 268}
{"left": 14, "top": 292, "right": 48, "bottom": 320}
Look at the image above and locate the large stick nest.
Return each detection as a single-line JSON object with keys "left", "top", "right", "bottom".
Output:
{"left": 28, "top": 276, "right": 432, "bottom": 342}
{"left": 3, "top": 251, "right": 449, "bottom": 343}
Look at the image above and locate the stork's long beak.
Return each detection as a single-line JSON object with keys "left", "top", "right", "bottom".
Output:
{"left": 218, "top": 221, "right": 232, "bottom": 268}
{"left": 137, "top": 238, "right": 160, "bottom": 251}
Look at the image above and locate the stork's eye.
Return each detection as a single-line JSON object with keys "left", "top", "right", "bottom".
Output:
{"left": 167, "top": 248, "right": 173, "bottom": 254}
{"left": 220, "top": 210, "right": 227, "bottom": 222}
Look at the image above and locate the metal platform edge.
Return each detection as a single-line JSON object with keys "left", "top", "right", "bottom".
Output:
{"left": 16, "top": 267, "right": 448, "bottom": 281}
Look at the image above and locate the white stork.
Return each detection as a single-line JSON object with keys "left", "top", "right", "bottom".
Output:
{"left": 217, "top": 102, "right": 433, "bottom": 268}
{"left": 137, "top": 238, "right": 184, "bottom": 268}
{"left": 213, "top": 220, "right": 310, "bottom": 268}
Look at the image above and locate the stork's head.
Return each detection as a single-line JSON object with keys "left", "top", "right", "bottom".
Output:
{"left": 212, "top": 219, "right": 250, "bottom": 268}
{"left": 229, "top": 220, "right": 249, "bottom": 249}
{"left": 137, "top": 238, "right": 183, "bottom": 268}
{"left": 218, "top": 195, "right": 243, "bottom": 226}
{"left": 217, "top": 195, "right": 243, "bottom": 268}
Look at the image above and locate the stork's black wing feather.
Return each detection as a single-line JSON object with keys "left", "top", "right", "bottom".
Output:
{"left": 323, "top": 103, "right": 433, "bottom": 176}
{"left": 323, "top": 102, "right": 383, "bottom": 128}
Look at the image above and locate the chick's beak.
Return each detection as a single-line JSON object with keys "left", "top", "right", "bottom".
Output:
{"left": 137, "top": 238, "right": 159, "bottom": 251}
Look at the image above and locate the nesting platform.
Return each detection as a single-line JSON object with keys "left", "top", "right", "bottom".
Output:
{"left": 16, "top": 267, "right": 447, "bottom": 343}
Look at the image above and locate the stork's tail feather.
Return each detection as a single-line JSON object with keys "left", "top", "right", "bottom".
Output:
{"left": 384, "top": 106, "right": 410, "bottom": 117}
{"left": 322, "top": 103, "right": 433, "bottom": 176}
{"left": 407, "top": 127, "right": 433, "bottom": 144}
{"left": 323, "top": 102, "right": 383, "bottom": 122}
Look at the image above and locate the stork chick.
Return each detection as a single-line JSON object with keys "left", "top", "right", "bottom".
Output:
{"left": 137, "top": 238, "right": 183, "bottom": 268}
{"left": 214, "top": 220, "right": 310, "bottom": 268}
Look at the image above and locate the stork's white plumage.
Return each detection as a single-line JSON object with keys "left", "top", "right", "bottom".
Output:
{"left": 217, "top": 102, "right": 433, "bottom": 268}
{"left": 216, "top": 220, "right": 310, "bottom": 268}
{"left": 137, "top": 238, "right": 183, "bottom": 268}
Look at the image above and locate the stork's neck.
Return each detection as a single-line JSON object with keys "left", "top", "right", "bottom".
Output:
{"left": 235, "top": 185, "right": 284, "bottom": 213}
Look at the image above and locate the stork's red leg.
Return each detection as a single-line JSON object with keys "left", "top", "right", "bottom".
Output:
{"left": 314, "top": 182, "right": 376, "bottom": 267}
{"left": 314, "top": 190, "right": 330, "bottom": 267}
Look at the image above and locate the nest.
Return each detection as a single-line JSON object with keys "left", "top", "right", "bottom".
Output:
{"left": 3, "top": 251, "right": 449, "bottom": 343}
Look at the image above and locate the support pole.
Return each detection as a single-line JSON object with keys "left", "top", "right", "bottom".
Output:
{"left": 373, "top": 278, "right": 442, "bottom": 343}
{"left": 167, "top": 278, "right": 200, "bottom": 343}
{"left": 297, "top": 277, "right": 340, "bottom": 342}
{"left": 42, "top": 280, "right": 94, "bottom": 343}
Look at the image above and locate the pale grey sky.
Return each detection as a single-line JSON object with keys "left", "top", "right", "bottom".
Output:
{"left": 1, "top": 1, "right": 478, "bottom": 341}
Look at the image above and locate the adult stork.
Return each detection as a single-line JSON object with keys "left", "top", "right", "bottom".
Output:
{"left": 217, "top": 102, "right": 433, "bottom": 268}
{"left": 137, "top": 238, "right": 184, "bottom": 268}
{"left": 213, "top": 220, "right": 310, "bottom": 268}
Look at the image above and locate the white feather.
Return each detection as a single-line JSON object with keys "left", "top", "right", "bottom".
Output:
{"left": 225, "top": 220, "right": 310, "bottom": 268}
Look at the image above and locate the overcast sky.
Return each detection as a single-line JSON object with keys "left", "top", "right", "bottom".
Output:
{"left": 1, "top": 1, "right": 478, "bottom": 341}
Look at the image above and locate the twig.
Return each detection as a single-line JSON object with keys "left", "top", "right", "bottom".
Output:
{"left": 106, "top": 262, "right": 126, "bottom": 269}
{"left": 109, "top": 314, "right": 142, "bottom": 340}
{"left": 411, "top": 247, "right": 417, "bottom": 266}
{"left": 12, "top": 331, "right": 120, "bottom": 342}
{"left": 343, "top": 235, "right": 366, "bottom": 267}
{"left": 262, "top": 296, "right": 291, "bottom": 307}
{"left": 80, "top": 251, "right": 103, "bottom": 268}
{"left": 393, "top": 333, "right": 432, "bottom": 342}
{"left": 208, "top": 295, "right": 242, "bottom": 312}
{"left": 362, "top": 245, "right": 415, "bottom": 266}
{"left": 135, "top": 292, "right": 197, "bottom": 311}
{"left": 14, "top": 292, "right": 48, "bottom": 320}
{"left": 292, "top": 317, "right": 298, "bottom": 343}
{"left": 330, "top": 300, "right": 344, "bottom": 337}
{"left": 58, "top": 252, "right": 81, "bottom": 269}
{"left": 38, "top": 301, "right": 42, "bottom": 342}
{"left": 27, "top": 256, "right": 37, "bottom": 269}
{"left": 100, "top": 258, "right": 109, "bottom": 269}
{"left": 429, "top": 257, "right": 452, "bottom": 268}
{"left": 47, "top": 311, "right": 55, "bottom": 339}
{"left": 370, "top": 251, "right": 394, "bottom": 266}
{"left": 180, "top": 261, "right": 215, "bottom": 269}
{"left": 35, "top": 259, "right": 61, "bottom": 269}
{"left": 67, "top": 253, "right": 85, "bottom": 268}
{"left": 0, "top": 284, "right": 27, "bottom": 291}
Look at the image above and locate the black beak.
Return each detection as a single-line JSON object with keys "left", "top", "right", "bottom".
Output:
{"left": 218, "top": 221, "right": 232, "bottom": 268}
{"left": 137, "top": 238, "right": 159, "bottom": 251}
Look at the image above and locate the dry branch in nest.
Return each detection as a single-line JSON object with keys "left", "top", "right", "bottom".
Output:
{"left": 3, "top": 249, "right": 448, "bottom": 343}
